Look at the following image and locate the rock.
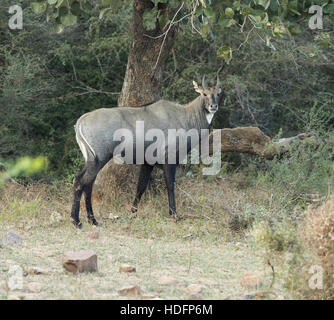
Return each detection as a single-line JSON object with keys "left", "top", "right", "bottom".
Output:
{"left": 118, "top": 285, "right": 141, "bottom": 297}
{"left": 24, "top": 266, "right": 50, "bottom": 276}
{"left": 8, "top": 294, "right": 25, "bottom": 300}
{"left": 240, "top": 272, "right": 262, "bottom": 289}
{"left": 1, "top": 281, "right": 9, "bottom": 292}
{"left": 61, "top": 250, "right": 98, "bottom": 274}
{"left": 186, "top": 284, "right": 202, "bottom": 294}
{"left": 2, "top": 231, "right": 23, "bottom": 246}
{"left": 119, "top": 264, "right": 136, "bottom": 273}
{"left": 27, "top": 282, "right": 41, "bottom": 293}
{"left": 243, "top": 293, "right": 255, "bottom": 300}
{"left": 50, "top": 211, "right": 62, "bottom": 223}
{"left": 87, "top": 231, "right": 99, "bottom": 240}
{"left": 109, "top": 214, "right": 119, "bottom": 221}
{"left": 7, "top": 265, "right": 23, "bottom": 291}
{"left": 188, "top": 293, "right": 202, "bottom": 300}
{"left": 157, "top": 276, "right": 179, "bottom": 285}
{"left": 255, "top": 291, "right": 268, "bottom": 299}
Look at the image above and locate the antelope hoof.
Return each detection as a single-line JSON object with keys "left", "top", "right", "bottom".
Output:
{"left": 131, "top": 206, "right": 138, "bottom": 213}
{"left": 88, "top": 218, "right": 98, "bottom": 226}
{"left": 72, "top": 220, "right": 83, "bottom": 229}
{"left": 170, "top": 211, "right": 182, "bottom": 222}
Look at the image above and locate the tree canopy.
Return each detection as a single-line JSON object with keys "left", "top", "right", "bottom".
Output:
{"left": 30, "top": 0, "right": 334, "bottom": 62}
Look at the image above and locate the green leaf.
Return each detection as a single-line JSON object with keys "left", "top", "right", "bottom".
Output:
{"left": 225, "top": 7, "right": 234, "bottom": 18}
{"left": 169, "top": 0, "right": 180, "bottom": 8}
{"left": 158, "top": 13, "right": 170, "bottom": 29}
{"left": 99, "top": 7, "right": 112, "bottom": 20}
{"left": 204, "top": 7, "right": 214, "bottom": 18}
{"left": 143, "top": 6, "right": 158, "bottom": 30}
{"left": 233, "top": 1, "right": 241, "bottom": 11}
{"left": 288, "top": 24, "right": 301, "bottom": 35}
{"left": 60, "top": 13, "right": 78, "bottom": 27}
{"left": 31, "top": 1, "right": 48, "bottom": 14}
{"left": 71, "top": 1, "right": 82, "bottom": 16}
{"left": 324, "top": 4, "right": 334, "bottom": 15}
{"left": 101, "top": 0, "right": 112, "bottom": 6}
{"left": 48, "top": 0, "right": 58, "bottom": 4}
{"left": 217, "top": 45, "right": 232, "bottom": 63}
{"left": 55, "top": 0, "right": 64, "bottom": 9}
{"left": 218, "top": 17, "right": 237, "bottom": 28}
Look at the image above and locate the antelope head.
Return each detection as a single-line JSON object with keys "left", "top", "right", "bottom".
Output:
{"left": 193, "top": 75, "right": 222, "bottom": 115}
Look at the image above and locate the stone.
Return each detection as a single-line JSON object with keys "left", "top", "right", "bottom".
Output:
{"left": 141, "top": 293, "right": 159, "bottom": 300}
{"left": 186, "top": 284, "right": 202, "bottom": 294}
{"left": 61, "top": 250, "right": 98, "bottom": 274}
{"left": 87, "top": 231, "right": 99, "bottom": 240}
{"left": 243, "top": 293, "right": 255, "bottom": 300}
{"left": 27, "top": 282, "right": 41, "bottom": 293}
{"left": 2, "top": 231, "right": 23, "bottom": 246}
{"left": 24, "top": 266, "right": 50, "bottom": 275}
{"left": 118, "top": 285, "right": 141, "bottom": 297}
{"left": 109, "top": 214, "right": 119, "bottom": 221}
{"left": 188, "top": 293, "right": 203, "bottom": 300}
{"left": 157, "top": 276, "right": 179, "bottom": 285}
{"left": 8, "top": 295, "right": 25, "bottom": 300}
{"left": 255, "top": 291, "right": 268, "bottom": 299}
{"left": 240, "top": 272, "right": 262, "bottom": 289}
{"left": 119, "top": 264, "right": 136, "bottom": 273}
{"left": 7, "top": 265, "right": 23, "bottom": 291}
{"left": 1, "top": 281, "right": 9, "bottom": 292}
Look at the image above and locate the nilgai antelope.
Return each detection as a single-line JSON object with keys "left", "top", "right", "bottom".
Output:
{"left": 71, "top": 76, "right": 221, "bottom": 228}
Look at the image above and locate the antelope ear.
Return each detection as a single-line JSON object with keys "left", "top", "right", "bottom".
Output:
{"left": 193, "top": 81, "right": 202, "bottom": 93}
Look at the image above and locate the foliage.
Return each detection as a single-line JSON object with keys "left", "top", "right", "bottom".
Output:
{"left": 1, "top": 1, "right": 130, "bottom": 179}
{"left": 29, "top": 0, "right": 334, "bottom": 63}
{"left": 0, "top": 156, "right": 47, "bottom": 186}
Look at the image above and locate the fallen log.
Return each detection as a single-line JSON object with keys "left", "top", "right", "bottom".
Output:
{"left": 209, "top": 127, "right": 325, "bottom": 159}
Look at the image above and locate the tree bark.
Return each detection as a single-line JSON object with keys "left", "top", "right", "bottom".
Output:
{"left": 118, "top": 0, "right": 179, "bottom": 107}
{"left": 209, "top": 127, "right": 327, "bottom": 159}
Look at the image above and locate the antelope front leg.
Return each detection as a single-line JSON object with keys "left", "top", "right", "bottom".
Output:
{"left": 163, "top": 164, "right": 178, "bottom": 216}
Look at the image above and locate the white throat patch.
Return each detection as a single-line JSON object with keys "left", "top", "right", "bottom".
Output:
{"left": 206, "top": 113, "right": 214, "bottom": 124}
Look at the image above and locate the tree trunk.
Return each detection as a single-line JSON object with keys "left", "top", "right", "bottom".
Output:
{"left": 118, "top": 0, "right": 178, "bottom": 107}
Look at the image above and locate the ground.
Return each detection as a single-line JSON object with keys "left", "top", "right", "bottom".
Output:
{"left": 0, "top": 172, "right": 302, "bottom": 300}
{"left": 0, "top": 225, "right": 285, "bottom": 300}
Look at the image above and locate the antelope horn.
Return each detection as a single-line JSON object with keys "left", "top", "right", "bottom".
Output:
{"left": 202, "top": 74, "right": 207, "bottom": 88}
{"left": 217, "top": 75, "right": 221, "bottom": 88}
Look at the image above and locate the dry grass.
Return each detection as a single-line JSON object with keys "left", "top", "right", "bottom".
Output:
{"left": 0, "top": 170, "right": 318, "bottom": 300}
{"left": 302, "top": 196, "right": 334, "bottom": 299}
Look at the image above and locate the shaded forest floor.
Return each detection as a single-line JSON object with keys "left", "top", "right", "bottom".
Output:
{"left": 0, "top": 170, "right": 327, "bottom": 300}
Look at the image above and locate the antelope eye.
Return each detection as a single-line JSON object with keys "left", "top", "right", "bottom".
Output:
{"left": 203, "top": 93, "right": 207, "bottom": 96}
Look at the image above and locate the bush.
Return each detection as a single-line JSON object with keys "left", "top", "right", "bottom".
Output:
{"left": 303, "top": 196, "right": 334, "bottom": 299}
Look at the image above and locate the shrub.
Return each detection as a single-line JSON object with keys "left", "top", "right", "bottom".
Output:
{"left": 303, "top": 196, "right": 334, "bottom": 299}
